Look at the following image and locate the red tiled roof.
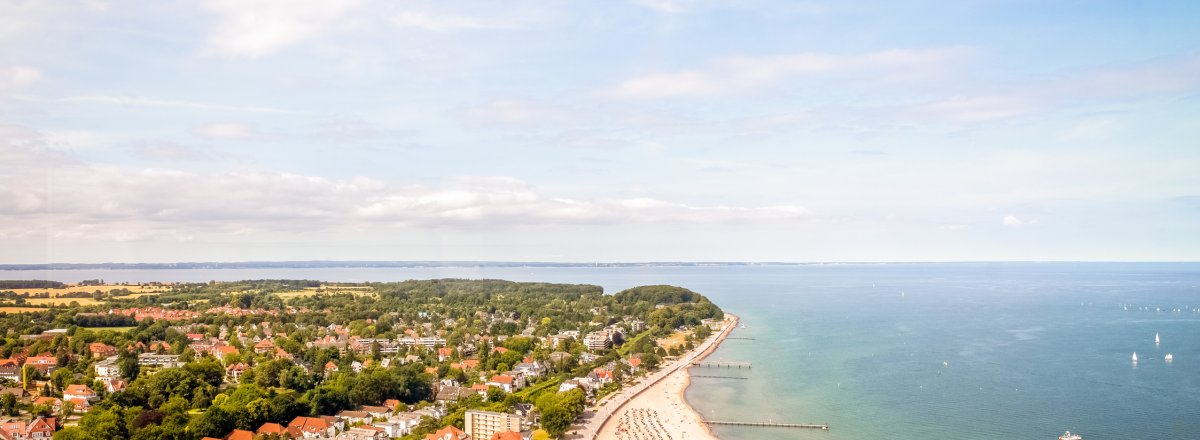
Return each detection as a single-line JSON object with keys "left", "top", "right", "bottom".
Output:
{"left": 491, "top": 431, "right": 523, "bottom": 440}
{"left": 424, "top": 425, "right": 467, "bottom": 440}
{"left": 257, "top": 422, "right": 285, "bottom": 434}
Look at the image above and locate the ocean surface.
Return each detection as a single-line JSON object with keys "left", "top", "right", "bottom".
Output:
{"left": 5, "top": 263, "right": 1199, "bottom": 439}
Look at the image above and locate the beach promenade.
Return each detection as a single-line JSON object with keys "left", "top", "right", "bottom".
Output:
{"left": 570, "top": 313, "right": 740, "bottom": 440}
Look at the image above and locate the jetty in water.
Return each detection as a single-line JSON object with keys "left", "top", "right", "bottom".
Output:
{"left": 704, "top": 420, "right": 830, "bottom": 431}
{"left": 692, "top": 361, "right": 752, "bottom": 368}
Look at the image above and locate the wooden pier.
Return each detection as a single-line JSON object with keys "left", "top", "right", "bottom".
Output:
{"left": 691, "top": 375, "right": 748, "bottom": 379}
{"left": 725, "top": 337, "right": 756, "bottom": 340}
{"left": 704, "top": 420, "right": 829, "bottom": 431}
{"left": 692, "top": 361, "right": 752, "bottom": 368}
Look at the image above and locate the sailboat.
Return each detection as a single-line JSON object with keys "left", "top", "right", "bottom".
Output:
{"left": 1155, "top": 332, "right": 1160, "bottom": 345}
{"left": 1165, "top": 353, "right": 1174, "bottom": 363}
{"left": 1132, "top": 352, "right": 1138, "bottom": 363}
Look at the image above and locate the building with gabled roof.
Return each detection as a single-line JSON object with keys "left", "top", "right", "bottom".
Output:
{"left": 424, "top": 425, "right": 469, "bottom": 440}
{"left": 287, "top": 416, "right": 336, "bottom": 438}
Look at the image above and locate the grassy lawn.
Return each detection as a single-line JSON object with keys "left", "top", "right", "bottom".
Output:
{"left": 655, "top": 330, "right": 691, "bottom": 351}
{"left": 532, "top": 429, "right": 550, "bottom": 440}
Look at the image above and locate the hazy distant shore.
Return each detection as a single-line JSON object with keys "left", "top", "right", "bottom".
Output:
{"left": 0, "top": 261, "right": 826, "bottom": 271}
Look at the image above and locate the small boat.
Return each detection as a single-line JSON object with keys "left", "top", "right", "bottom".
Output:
{"left": 1165, "top": 353, "right": 1174, "bottom": 362}
{"left": 1132, "top": 352, "right": 1138, "bottom": 363}
{"left": 1059, "top": 431, "right": 1083, "bottom": 440}
{"left": 1155, "top": 332, "right": 1160, "bottom": 344}
{"left": 740, "top": 324, "right": 746, "bottom": 329}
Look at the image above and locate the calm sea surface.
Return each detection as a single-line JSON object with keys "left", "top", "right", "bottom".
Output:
{"left": 4, "top": 263, "right": 1199, "bottom": 439}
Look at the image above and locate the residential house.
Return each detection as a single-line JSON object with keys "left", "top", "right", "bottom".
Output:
{"left": 512, "top": 362, "right": 545, "bottom": 378}
{"left": 434, "top": 386, "right": 475, "bottom": 404}
{"left": 489, "top": 432, "right": 525, "bottom": 440}
{"left": 214, "top": 346, "right": 240, "bottom": 363}
{"left": 253, "top": 339, "right": 275, "bottom": 355}
{"left": 101, "top": 379, "right": 127, "bottom": 394}
{"left": 359, "top": 406, "right": 391, "bottom": 419}
{"left": 373, "top": 413, "right": 422, "bottom": 438}
{"left": 24, "top": 354, "right": 57, "bottom": 375}
{"left": 63, "top": 384, "right": 98, "bottom": 403}
{"left": 0, "top": 362, "right": 19, "bottom": 384}
{"left": 485, "top": 375, "right": 523, "bottom": 393}
{"left": 334, "top": 426, "right": 388, "bottom": 440}
{"left": 423, "top": 426, "right": 468, "bottom": 440}
{"left": 137, "top": 353, "right": 183, "bottom": 369}
{"left": 0, "top": 388, "right": 28, "bottom": 400}
{"left": 0, "top": 416, "right": 56, "bottom": 440}
{"left": 32, "top": 397, "right": 61, "bottom": 414}
{"left": 223, "top": 429, "right": 255, "bottom": 440}
{"left": 93, "top": 357, "right": 121, "bottom": 379}
{"left": 335, "top": 410, "right": 371, "bottom": 426}
{"left": 87, "top": 343, "right": 118, "bottom": 360}
{"left": 287, "top": 416, "right": 337, "bottom": 439}
{"left": 66, "top": 398, "right": 91, "bottom": 414}
{"left": 256, "top": 423, "right": 286, "bottom": 436}
{"left": 226, "top": 363, "right": 249, "bottom": 383}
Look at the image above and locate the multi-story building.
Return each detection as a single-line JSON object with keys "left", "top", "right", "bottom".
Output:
{"left": 463, "top": 410, "right": 522, "bottom": 440}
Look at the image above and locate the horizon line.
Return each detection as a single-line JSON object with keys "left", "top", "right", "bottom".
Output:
{"left": 1, "top": 259, "right": 1198, "bottom": 270}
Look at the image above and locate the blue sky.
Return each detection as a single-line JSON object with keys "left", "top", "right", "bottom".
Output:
{"left": 1, "top": 0, "right": 1197, "bottom": 263}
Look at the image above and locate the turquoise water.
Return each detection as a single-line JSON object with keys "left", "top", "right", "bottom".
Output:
{"left": 6, "top": 263, "right": 1199, "bottom": 439}
{"left": 682, "top": 263, "right": 1200, "bottom": 440}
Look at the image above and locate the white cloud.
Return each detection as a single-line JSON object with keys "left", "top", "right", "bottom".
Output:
{"left": 458, "top": 100, "right": 569, "bottom": 126}
{"left": 609, "top": 48, "right": 970, "bottom": 99}
{"left": 196, "top": 122, "right": 253, "bottom": 139}
{"left": 200, "top": 0, "right": 364, "bottom": 58}
{"left": 390, "top": 11, "right": 518, "bottom": 32}
{"left": 0, "top": 65, "right": 41, "bottom": 92}
{"left": 0, "top": 126, "right": 811, "bottom": 240}
{"left": 131, "top": 142, "right": 214, "bottom": 162}
{"left": 920, "top": 95, "right": 1039, "bottom": 122}
{"left": 1003, "top": 215, "right": 1033, "bottom": 227}
{"left": 631, "top": 0, "right": 691, "bottom": 13}
{"left": 56, "top": 95, "right": 304, "bottom": 114}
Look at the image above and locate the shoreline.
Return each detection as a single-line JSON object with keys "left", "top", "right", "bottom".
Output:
{"left": 586, "top": 312, "right": 740, "bottom": 440}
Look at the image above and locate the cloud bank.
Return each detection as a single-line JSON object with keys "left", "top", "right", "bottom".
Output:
{"left": 0, "top": 125, "right": 809, "bottom": 241}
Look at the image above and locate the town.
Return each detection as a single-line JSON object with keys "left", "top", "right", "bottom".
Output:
{"left": 0, "top": 279, "right": 724, "bottom": 440}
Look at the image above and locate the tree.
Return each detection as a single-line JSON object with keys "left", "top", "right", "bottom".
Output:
{"left": 0, "top": 393, "right": 17, "bottom": 417}
{"left": 62, "top": 399, "right": 75, "bottom": 420}
{"left": 118, "top": 353, "right": 140, "bottom": 381}
{"left": 187, "top": 405, "right": 235, "bottom": 439}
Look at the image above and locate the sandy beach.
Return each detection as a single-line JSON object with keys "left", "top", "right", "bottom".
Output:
{"left": 582, "top": 313, "right": 739, "bottom": 440}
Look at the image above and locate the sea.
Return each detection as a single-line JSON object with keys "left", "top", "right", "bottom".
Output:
{"left": 4, "top": 262, "right": 1198, "bottom": 439}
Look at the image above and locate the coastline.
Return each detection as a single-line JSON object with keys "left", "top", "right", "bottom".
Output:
{"left": 585, "top": 312, "right": 739, "bottom": 440}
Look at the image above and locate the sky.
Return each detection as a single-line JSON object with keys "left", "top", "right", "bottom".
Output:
{"left": 0, "top": 0, "right": 1198, "bottom": 263}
